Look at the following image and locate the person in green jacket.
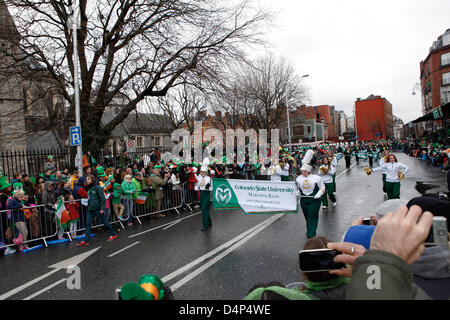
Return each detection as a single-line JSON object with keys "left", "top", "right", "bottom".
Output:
{"left": 149, "top": 167, "right": 170, "bottom": 217}
{"left": 77, "top": 175, "right": 117, "bottom": 246}
{"left": 111, "top": 183, "right": 125, "bottom": 221}
{"left": 121, "top": 174, "right": 136, "bottom": 225}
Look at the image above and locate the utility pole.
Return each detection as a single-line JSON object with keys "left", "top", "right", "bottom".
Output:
{"left": 70, "top": 2, "right": 83, "bottom": 177}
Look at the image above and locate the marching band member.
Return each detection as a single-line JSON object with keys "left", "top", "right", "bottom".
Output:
{"left": 379, "top": 150, "right": 390, "bottom": 196}
{"left": 365, "top": 154, "right": 408, "bottom": 200}
{"left": 195, "top": 165, "right": 212, "bottom": 231}
{"left": 279, "top": 157, "right": 290, "bottom": 181}
{"left": 318, "top": 157, "right": 336, "bottom": 208}
{"left": 295, "top": 150, "right": 326, "bottom": 239}
{"left": 327, "top": 150, "right": 338, "bottom": 192}
{"left": 269, "top": 162, "right": 282, "bottom": 181}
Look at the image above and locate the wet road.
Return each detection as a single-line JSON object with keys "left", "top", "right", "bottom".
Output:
{"left": 0, "top": 152, "right": 447, "bottom": 300}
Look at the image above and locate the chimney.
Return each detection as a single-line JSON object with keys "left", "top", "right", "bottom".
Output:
{"left": 356, "top": 98, "right": 361, "bottom": 101}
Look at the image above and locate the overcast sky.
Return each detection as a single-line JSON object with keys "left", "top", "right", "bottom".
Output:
{"left": 257, "top": 0, "right": 450, "bottom": 123}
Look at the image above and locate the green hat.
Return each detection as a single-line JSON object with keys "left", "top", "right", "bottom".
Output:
{"left": 13, "top": 182, "right": 23, "bottom": 191}
{"left": 0, "top": 176, "right": 11, "bottom": 190}
{"left": 29, "top": 177, "right": 36, "bottom": 185}
{"left": 120, "top": 275, "right": 165, "bottom": 300}
{"left": 96, "top": 166, "right": 106, "bottom": 177}
{"left": 154, "top": 165, "right": 162, "bottom": 169}
{"left": 48, "top": 155, "right": 53, "bottom": 159}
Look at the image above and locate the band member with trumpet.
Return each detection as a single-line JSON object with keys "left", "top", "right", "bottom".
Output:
{"left": 364, "top": 154, "right": 408, "bottom": 200}
{"left": 295, "top": 150, "right": 326, "bottom": 239}
{"left": 318, "top": 157, "right": 336, "bottom": 208}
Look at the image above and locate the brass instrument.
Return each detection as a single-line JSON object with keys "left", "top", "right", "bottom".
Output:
{"left": 363, "top": 167, "right": 372, "bottom": 176}
{"left": 398, "top": 171, "right": 405, "bottom": 181}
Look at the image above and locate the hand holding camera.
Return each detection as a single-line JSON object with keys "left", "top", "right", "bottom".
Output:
{"left": 370, "top": 205, "right": 433, "bottom": 265}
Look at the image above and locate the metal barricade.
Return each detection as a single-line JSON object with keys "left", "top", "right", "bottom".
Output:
{"left": 181, "top": 182, "right": 200, "bottom": 211}
{"left": 64, "top": 198, "right": 125, "bottom": 238}
{"left": 130, "top": 183, "right": 186, "bottom": 224}
{"left": 1, "top": 201, "right": 59, "bottom": 251}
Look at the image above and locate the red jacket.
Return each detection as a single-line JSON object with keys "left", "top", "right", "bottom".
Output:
{"left": 66, "top": 202, "right": 80, "bottom": 221}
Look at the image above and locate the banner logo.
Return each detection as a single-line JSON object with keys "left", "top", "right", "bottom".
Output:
{"left": 215, "top": 185, "right": 232, "bottom": 204}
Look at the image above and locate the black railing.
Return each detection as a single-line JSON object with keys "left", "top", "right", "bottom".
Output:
{"left": 0, "top": 148, "right": 170, "bottom": 180}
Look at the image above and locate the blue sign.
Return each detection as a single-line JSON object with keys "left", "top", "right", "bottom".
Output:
{"left": 70, "top": 126, "right": 82, "bottom": 146}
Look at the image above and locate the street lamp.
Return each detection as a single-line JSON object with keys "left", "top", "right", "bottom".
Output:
{"left": 286, "top": 74, "right": 309, "bottom": 151}
{"left": 68, "top": 2, "right": 83, "bottom": 177}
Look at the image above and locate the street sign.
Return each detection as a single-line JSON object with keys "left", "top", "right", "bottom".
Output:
{"left": 432, "top": 106, "right": 442, "bottom": 119}
{"left": 69, "top": 126, "right": 82, "bottom": 146}
{"left": 127, "top": 139, "right": 136, "bottom": 152}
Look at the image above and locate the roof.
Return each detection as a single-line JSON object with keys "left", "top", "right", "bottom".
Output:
{"left": 0, "top": 0, "right": 20, "bottom": 41}
{"left": 103, "top": 112, "right": 175, "bottom": 136}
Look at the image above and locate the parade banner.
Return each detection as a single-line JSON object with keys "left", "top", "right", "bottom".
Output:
{"left": 212, "top": 178, "right": 298, "bottom": 215}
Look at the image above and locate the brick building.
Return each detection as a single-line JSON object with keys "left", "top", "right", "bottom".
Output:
{"left": 295, "top": 105, "right": 339, "bottom": 140}
{"left": 355, "top": 94, "right": 394, "bottom": 141}
{"left": 420, "top": 29, "right": 450, "bottom": 115}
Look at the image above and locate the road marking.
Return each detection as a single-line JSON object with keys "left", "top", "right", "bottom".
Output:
{"left": 23, "top": 278, "right": 67, "bottom": 300}
{"left": 0, "top": 269, "right": 60, "bottom": 300}
{"left": 129, "top": 212, "right": 201, "bottom": 238}
{"left": 336, "top": 162, "right": 357, "bottom": 178}
{"left": 107, "top": 241, "right": 141, "bottom": 258}
{"left": 169, "top": 214, "right": 284, "bottom": 291}
{"left": 0, "top": 247, "right": 101, "bottom": 300}
{"left": 163, "top": 220, "right": 182, "bottom": 230}
{"left": 162, "top": 215, "right": 282, "bottom": 284}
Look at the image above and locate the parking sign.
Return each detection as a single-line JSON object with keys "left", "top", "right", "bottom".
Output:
{"left": 70, "top": 126, "right": 82, "bottom": 146}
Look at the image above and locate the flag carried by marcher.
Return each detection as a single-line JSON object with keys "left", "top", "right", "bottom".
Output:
{"left": 136, "top": 192, "right": 147, "bottom": 205}
{"left": 55, "top": 197, "right": 70, "bottom": 228}
{"left": 103, "top": 175, "right": 113, "bottom": 191}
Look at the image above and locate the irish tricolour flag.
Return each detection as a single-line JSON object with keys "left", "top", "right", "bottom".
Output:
{"left": 55, "top": 197, "right": 70, "bottom": 228}
{"left": 136, "top": 192, "right": 147, "bottom": 205}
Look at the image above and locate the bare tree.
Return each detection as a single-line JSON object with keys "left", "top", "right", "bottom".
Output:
{"left": 144, "top": 82, "right": 207, "bottom": 134}
{"left": 213, "top": 54, "right": 310, "bottom": 132}
{"left": 1, "top": 0, "right": 271, "bottom": 152}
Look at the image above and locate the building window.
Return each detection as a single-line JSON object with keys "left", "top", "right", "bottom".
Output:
{"left": 442, "top": 91, "right": 450, "bottom": 104}
{"left": 306, "top": 125, "right": 312, "bottom": 135}
{"left": 293, "top": 125, "right": 304, "bottom": 137}
{"left": 443, "top": 33, "right": 450, "bottom": 47}
{"left": 136, "top": 136, "right": 144, "bottom": 148}
{"left": 154, "top": 136, "right": 162, "bottom": 147}
{"left": 443, "top": 72, "right": 450, "bottom": 85}
{"left": 442, "top": 53, "right": 450, "bottom": 66}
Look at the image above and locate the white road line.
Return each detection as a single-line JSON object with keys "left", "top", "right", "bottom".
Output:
{"left": 129, "top": 212, "right": 201, "bottom": 238}
{"left": 336, "top": 162, "right": 357, "bottom": 178}
{"left": 169, "top": 214, "right": 285, "bottom": 291}
{"left": 107, "top": 241, "right": 141, "bottom": 258}
{"left": 161, "top": 215, "right": 282, "bottom": 284}
{"left": 0, "top": 268, "right": 61, "bottom": 300}
{"left": 23, "top": 278, "right": 67, "bottom": 300}
{"left": 163, "top": 220, "right": 182, "bottom": 230}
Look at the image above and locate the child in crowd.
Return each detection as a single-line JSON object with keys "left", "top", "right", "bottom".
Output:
{"left": 65, "top": 193, "right": 80, "bottom": 238}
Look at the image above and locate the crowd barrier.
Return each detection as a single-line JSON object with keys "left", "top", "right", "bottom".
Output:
{"left": 0, "top": 183, "right": 197, "bottom": 253}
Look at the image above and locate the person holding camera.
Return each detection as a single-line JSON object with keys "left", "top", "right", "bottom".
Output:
{"left": 328, "top": 205, "right": 434, "bottom": 299}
